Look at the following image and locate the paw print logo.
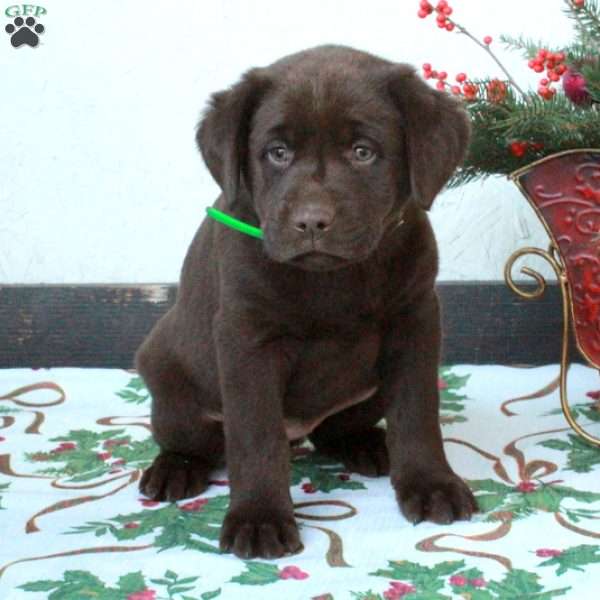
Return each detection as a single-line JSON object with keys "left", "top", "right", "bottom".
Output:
{"left": 5, "top": 16, "right": 45, "bottom": 48}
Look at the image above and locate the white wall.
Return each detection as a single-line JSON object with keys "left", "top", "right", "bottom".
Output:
{"left": 0, "top": 0, "right": 573, "bottom": 283}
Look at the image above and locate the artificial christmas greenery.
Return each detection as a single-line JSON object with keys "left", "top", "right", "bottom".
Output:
{"left": 417, "top": 0, "right": 600, "bottom": 187}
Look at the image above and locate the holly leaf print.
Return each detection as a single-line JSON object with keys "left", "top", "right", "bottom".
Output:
{"left": 439, "top": 367, "right": 471, "bottom": 423}
{"left": 538, "top": 544, "right": 600, "bottom": 576}
{"left": 116, "top": 375, "right": 150, "bottom": 405}
{"left": 370, "top": 559, "right": 465, "bottom": 596}
{"left": 18, "top": 568, "right": 209, "bottom": 599}
{"left": 230, "top": 562, "right": 281, "bottom": 585}
{"left": 539, "top": 434, "right": 600, "bottom": 473}
{"left": 291, "top": 451, "right": 366, "bottom": 493}
{"left": 66, "top": 495, "right": 228, "bottom": 554}
{"left": 486, "top": 569, "right": 569, "bottom": 598}
{"left": 544, "top": 403, "right": 600, "bottom": 423}
{"left": 18, "top": 569, "right": 132, "bottom": 599}
{"left": 469, "top": 478, "right": 600, "bottom": 522}
{"left": 364, "top": 560, "right": 570, "bottom": 600}
{"left": 25, "top": 428, "right": 158, "bottom": 482}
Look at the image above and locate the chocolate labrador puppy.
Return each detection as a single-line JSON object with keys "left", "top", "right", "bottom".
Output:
{"left": 136, "top": 44, "right": 477, "bottom": 558}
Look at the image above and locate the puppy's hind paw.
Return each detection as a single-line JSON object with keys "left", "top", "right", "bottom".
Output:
{"left": 313, "top": 426, "right": 390, "bottom": 477}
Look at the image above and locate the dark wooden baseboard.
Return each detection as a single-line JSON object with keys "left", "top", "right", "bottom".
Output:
{"left": 0, "top": 282, "right": 576, "bottom": 368}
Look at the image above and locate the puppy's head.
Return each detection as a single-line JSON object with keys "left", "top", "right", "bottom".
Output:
{"left": 197, "top": 45, "right": 470, "bottom": 271}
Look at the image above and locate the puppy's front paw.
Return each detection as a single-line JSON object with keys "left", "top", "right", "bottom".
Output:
{"left": 393, "top": 470, "right": 478, "bottom": 525}
{"left": 220, "top": 504, "right": 303, "bottom": 559}
{"left": 139, "top": 452, "right": 212, "bottom": 502}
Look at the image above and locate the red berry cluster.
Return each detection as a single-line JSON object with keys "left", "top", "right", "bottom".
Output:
{"left": 417, "top": 0, "right": 455, "bottom": 31}
{"left": 422, "top": 64, "right": 478, "bottom": 100}
{"left": 527, "top": 49, "right": 567, "bottom": 100}
{"left": 509, "top": 141, "right": 544, "bottom": 157}
{"left": 302, "top": 482, "right": 316, "bottom": 493}
{"left": 487, "top": 79, "right": 508, "bottom": 103}
{"left": 573, "top": 0, "right": 585, "bottom": 7}
{"left": 422, "top": 62, "right": 448, "bottom": 90}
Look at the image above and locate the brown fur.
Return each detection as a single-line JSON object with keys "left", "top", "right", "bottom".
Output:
{"left": 136, "top": 45, "right": 477, "bottom": 559}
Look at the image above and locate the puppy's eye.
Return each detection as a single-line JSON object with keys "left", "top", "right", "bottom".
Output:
{"left": 266, "top": 144, "right": 293, "bottom": 167}
{"left": 352, "top": 144, "right": 376, "bottom": 163}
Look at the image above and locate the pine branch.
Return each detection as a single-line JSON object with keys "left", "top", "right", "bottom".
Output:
{"left": 500, "top": 34, "right": 557, "bottom": 59}
{"left": 581, "top": 62, "right": 600, "bottom": 101}
{"left": 453, "top": 91, "right": 600, "bottom": 185}
{"left": 564, "top": 0, "right": 600, "bottom": 49}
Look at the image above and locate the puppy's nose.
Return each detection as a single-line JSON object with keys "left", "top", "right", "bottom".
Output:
{"left": 292, "top": 204, "right": 335, "bottom": 234}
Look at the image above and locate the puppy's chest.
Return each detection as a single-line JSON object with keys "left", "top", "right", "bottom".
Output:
{"left": 282, "top": 319, "right": 382, "bottom": 439}
{"left": 285, "top": 267, "right": 386, "bottom": 325}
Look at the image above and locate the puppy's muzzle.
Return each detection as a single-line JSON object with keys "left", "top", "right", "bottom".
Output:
{"left": 289, "top": 203, "right": 336, "bottom": 237}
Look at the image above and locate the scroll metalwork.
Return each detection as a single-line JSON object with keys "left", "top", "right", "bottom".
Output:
{"left": 505, "top": 243, "right": 600, "bottom": 447}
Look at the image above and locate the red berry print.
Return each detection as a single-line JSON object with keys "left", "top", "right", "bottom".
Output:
{"left": 179, "top": 498, "right": 209, "bottom": 512}
{"left": 51, "top": 442, "right": 77, "bottom": 453}
{"left": 384, "top": 581, "right": 416, "bottom": 599}
{"left": 302, "top": 482, "right": 316, "bottom": 494}
{"left": 104, "top": 438, "right": 128, "bottom": 448}
{"left": 279, "top": 565, "right": 309, "bottom": 580}
{"left": 127, "top": 590, "right": 157, "bottom": 600}
{"left": 517, "top": 480, "right": 537, "bottom": 493}
{"left": 139, "top": 498, "right": 160, "bottom": 507}
{"left": 536, "top": 548, "right": 563, "bottom": 557}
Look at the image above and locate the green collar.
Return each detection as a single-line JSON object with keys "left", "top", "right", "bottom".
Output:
{"left": 205, "top": 207, "right": 263, "bottom": 239}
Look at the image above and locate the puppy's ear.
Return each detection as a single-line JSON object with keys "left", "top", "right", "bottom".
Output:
{"left": 196, "top": 68, "right": 271, "bottom": 208}
{"left": 387, "top": 65, "right": 470, "bottom": 210}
